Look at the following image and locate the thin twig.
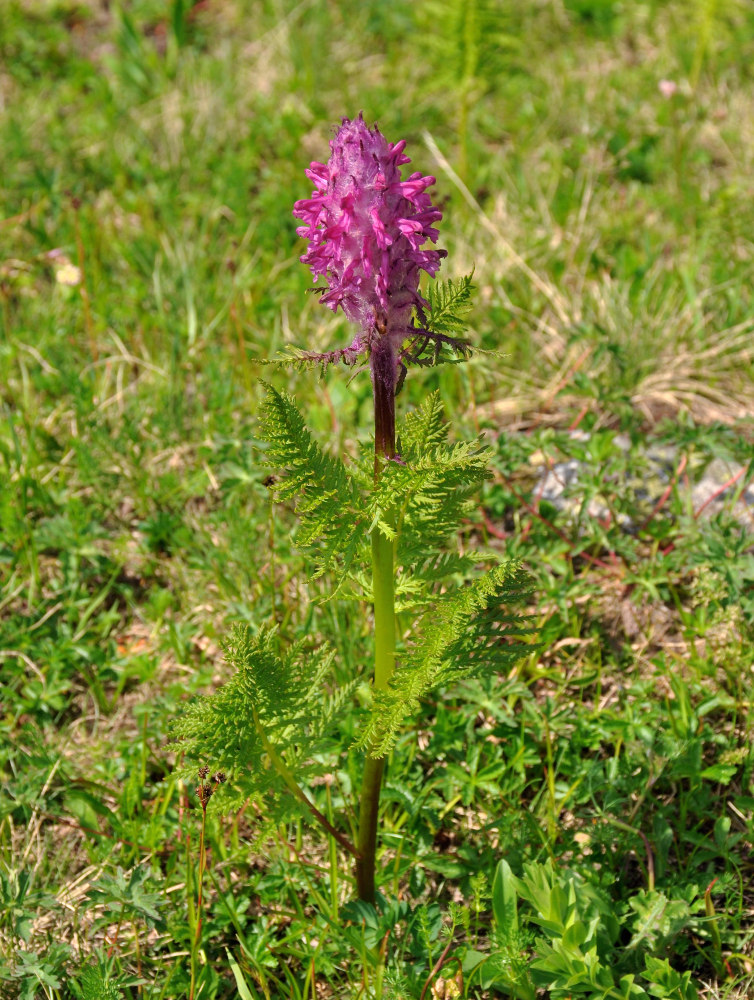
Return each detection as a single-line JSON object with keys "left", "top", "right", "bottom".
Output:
{"left": 498, "top": 474, "right": 618, "bottom": 573}
{"left": 603, "top": 816, "right": 655, "bottom": 892}
{"left": 637, "top": 453, "right": 688, "bottom": 535}
{"left": 419, "top": 938, "right": 456, "bottom": 1000}
{"left": 568, "top": 403, "right": 590, "bottom": 431}
{"left": 694, "top": 465, "right": 748, "bottom": 519}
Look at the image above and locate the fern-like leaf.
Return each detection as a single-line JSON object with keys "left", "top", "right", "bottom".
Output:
{"left": 260, "top": 385, "right": 367, "bottom": 579}
{"left": 76, "top": 965, "right": 123, "bottom": 1000}
{"left": 373, "top": 399, "right": 492, "bottom": 565}
{"left": 395, "top": 551, "right": 488, "bottom": 614}
{"left": 355, "top": 562, "right": 535, "bottom": 756}
{"left": 402, "top": 274, "right": 475, "bottom": 373}
{"left": 373, "top": 440, "right": 491, "bottom": 533}
{"left": 424, "top": 273, "right": 475, "bottom": 339}
{"left": 400, "top": 390, "right": 449, "bottom": 454}
{"left": 260, "top": 344, "right": 365, "bottom": 375}
{"left": 169, "top": 625, "right": 357, "bottom": 827}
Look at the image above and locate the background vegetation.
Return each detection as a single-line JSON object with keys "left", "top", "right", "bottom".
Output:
{"left": 1, "top": 0, "right": 753, "bottom": 996}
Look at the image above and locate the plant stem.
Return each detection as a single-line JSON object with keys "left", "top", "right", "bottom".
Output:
{"left": 189, "top": 802, "right": 207, "bottom": 1000}
{"left": 371, "top": 524, "right": 396, "bottom": 691}
{"left": 197, "top": 805, "right": 207, "bottom": 934}
{"left": 356, "top": 339, "right": 397, "bottom": 903}
{"left": 355, "top": 754, "right": 385, "bottom": 903}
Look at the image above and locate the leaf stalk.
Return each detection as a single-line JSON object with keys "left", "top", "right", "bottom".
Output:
{"left": 252, "top": 707, "right": 360, "bottom": 859}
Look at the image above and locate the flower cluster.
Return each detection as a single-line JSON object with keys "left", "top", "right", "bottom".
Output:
{"left": 293, "top": 114, "right": 446, "bottom": 364}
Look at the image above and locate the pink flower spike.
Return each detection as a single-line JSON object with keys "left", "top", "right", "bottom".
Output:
{"left": 293, "top": 115, "right": 447, "bottom": 362}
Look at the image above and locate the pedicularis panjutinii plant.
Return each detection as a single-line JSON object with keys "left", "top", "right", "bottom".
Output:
{"left": 172, "top": 116, "right": 535, "bottom": 903}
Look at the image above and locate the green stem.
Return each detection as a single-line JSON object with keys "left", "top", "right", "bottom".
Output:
{"left": 356, "top": 753, "right": 386, "bottom": 903}
{"left": 189, "top": 805, "right": 206, "bottom": 1000}
{"left": 197, "top": 806, "right": 207, "bottom": 931}
{"left": 356, "top": 340, "right": 397, "bottom": 903}
{"left": 604, "top": 816, "right": 655, "bottom": 892}
{"left": 371, "top": 527, "right": 396, "bottom": 691}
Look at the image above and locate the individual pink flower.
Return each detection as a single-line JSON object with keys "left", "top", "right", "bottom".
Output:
{"left": 658, "top": 79, "right": 678, "bottom": 99}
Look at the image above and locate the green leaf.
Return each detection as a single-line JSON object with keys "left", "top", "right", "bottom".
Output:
{"left": 424, "top": 272, "right": 475, "bottom": 336}
{"left": 75, "top": 964, "right": 124, "bottom": 1000}
{"left": 699, "top": 763, "right": 738, "bottom": 784}
{"left": 626, "top": 890, "right": 692, "bottom": 953}
{"left": 12, "top": 948, "right": 71, "bottom": 1000}
{"left": 643, "top": 956, "right": 698, "bottom": 1000}
{"left": 357, "top": 562, "right": 535, "bottom": 756}
{"left": 260, "top": 384, "right": 367, "bottom": 580}
{"left": 170, "top": 625, "right": 357, "bottom": 827}
{"left": 400, "top": 391, "right": 448, "bottom": 454}
{"left": 400, "top": 273, "right": 476, "bottom": 372}
{"left": 64, "top": 787, "right": 118, "bottom": 833}
{"left": 226, "top": 950, "right": 259, "bottom": 1000}
{"left": 617, "top": 973, "right": 650, "bottom": 998}
{"left": 86, "top": 866, "right": 165, "bottom": 930}
{"left": 492, "top": 860, "right": 518, "bottom": 946}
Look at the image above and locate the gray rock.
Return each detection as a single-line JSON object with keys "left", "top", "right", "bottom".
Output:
{"left": 532, "top": 435, "right": 753, "bottom": 533}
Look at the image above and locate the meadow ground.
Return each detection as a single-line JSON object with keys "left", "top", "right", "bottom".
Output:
{"left": 2, "top": 1, "right": 754, "bottom": 997}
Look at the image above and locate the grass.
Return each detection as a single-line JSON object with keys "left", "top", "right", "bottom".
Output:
{"left": 1, "top": 0, "right": 754, "bottom": 996}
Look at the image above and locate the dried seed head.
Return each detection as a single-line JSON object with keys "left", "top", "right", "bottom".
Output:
{"left": 196, "top": 782, "right": 214, "bottom": 806}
